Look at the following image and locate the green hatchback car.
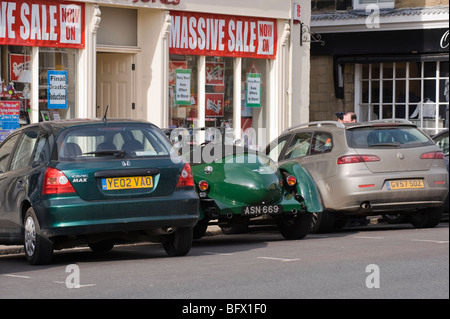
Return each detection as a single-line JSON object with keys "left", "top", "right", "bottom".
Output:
{"left": 0, "top": 119, "right": 199, "bottom": 265}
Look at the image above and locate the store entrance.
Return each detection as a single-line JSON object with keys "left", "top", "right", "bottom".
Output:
{"left": 96, "top": 53, "right": 135, "bottom": 119}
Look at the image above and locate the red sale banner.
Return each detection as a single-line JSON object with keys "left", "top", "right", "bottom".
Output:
{"left": 0, "top": 0, "right": 85, "bottom": 49}
{"left": 169, "top": 11, "right": 277, "bottom": 59}
{"left": 205, "top": 93, "right": 224, "bottom": 117}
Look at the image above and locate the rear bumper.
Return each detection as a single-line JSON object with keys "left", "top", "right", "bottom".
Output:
{"left": 34, "top": 190, "right": 199, "bottom": 238}
{"left": 318, "top": 170, "right": 449, "bottom": 214}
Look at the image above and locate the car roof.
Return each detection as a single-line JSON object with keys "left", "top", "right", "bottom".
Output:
{"left": 17, "top": 118, "right": 155, "bottom": 135}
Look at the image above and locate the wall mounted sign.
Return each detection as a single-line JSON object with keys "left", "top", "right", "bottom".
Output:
{"left": 246, "top": 73, "right": 261, "bottom": 108}
{"left": 169, "top": 11, "right": 277, "bottom": 59}
{"left": 0, "top": 0, "right": 85, "bottom": 49}
{"left": 0, "top": 100, "right": 20, "bottom": 141}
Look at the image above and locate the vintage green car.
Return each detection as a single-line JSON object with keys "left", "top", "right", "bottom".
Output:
{"left": 180, "top": 140, "right": 323, "bottom": 240}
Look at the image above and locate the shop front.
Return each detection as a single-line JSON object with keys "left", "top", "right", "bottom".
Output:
{"left": 0, "top": 0, "right": 85, "bottom": 140}
{"left": 93, "top": 0, "right": 310, "bottom": 147}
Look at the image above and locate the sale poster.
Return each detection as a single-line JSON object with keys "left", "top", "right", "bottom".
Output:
{"left": 246, "top": 73, "right": 261, "bottom": 108}
{"left": 0, "top": 101, "right": 20, "bottom": 142}
{"left": 206, "top": 62, "right": 225, "bottom": 86}
{"left": 47, "top": 70, "right": 67, "bottom": 109}
{"left": 175, "top": 69, "right": 192, "bottom": 105}
{"left": 205, "top": 93, "right": 224, "bottom": 117}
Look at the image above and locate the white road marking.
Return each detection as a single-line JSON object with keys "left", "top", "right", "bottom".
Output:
{"left": 3, "top": 274, "right": 30, "bottom": 279}
{"left": 258, "top": 257, "right": 300, "bottom": 263}
{"left": 412, "top": 239, "right": 449, "bottom": 244}
{"left": 353, "top": 236, "right": 384, "bottom": 239}
{"left": 54, "top": 281, "right": 96, "bottom": 288}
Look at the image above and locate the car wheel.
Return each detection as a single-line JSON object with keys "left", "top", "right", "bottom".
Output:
{"left": 277, "top": 213, "right": 313, "bottom": 240}
{"left": 88, "top": 240, "right": 115, "bottom": 252}
{"left": 382, "top": 214, "right": 409, "bottom": 224}
{"left": 162, "top": 227, "right": 193, "bottom": 257}
{"left": 24, "top": 208, "right": 54, "bottom": 265}
{"left": 309, "top": 211, "right": 336, "bottom": 233}
{"left": 411, "top": 207, "right": 443, "bottom": 228}
{"left": 193, "top": 221, "right": 209, "bottom": 240}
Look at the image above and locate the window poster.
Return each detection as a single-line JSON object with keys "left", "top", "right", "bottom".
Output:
{"left": 47, "top": 70, "right": 67, "bottom": 109}
{"left": 246, "top": 73, "right": 261, "bottom": 108}
{"left": 175, "top": 69, "right": 192, "bottom": 105}
{"left": 0, "top": 101, "right": 20, "bottom": 142}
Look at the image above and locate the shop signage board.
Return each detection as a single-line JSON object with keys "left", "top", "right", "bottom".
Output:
{"left": 169, "top": 11, "right": 277, "bottom": 59}
{"left": 47, "top": 70, "right": 67, "bottom": 109}
{"left": 0, "top": 0, "right": 85, "bottom": 49}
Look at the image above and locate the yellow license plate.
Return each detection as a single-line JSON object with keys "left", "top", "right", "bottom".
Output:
{"left": 386, "top": 180, "right": 424, "bottom": 190}
{"left": 102, "top": 176, "right": 153, "bottom": 190}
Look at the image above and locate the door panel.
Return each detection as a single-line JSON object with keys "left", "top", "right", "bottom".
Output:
{"left": 97, "top": 53, "right": 135, "bottom": 119}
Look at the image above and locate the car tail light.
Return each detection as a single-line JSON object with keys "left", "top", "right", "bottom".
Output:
{"left": 420, "top": 151, "right": 444, "bottom": 160}
{"left": 286, "top": 175, "right": 297, "bottom": 187}
{"left": 176, "top": 163, "right": 194, "bottom": 188}
{"left": 198, "top": 180, "right": 209, "bottom": 192}
{"left": 42, "top": 167, "right": 76, "bottom": 195}
{"left": 337, "top": 155, "right": 381, "bottom": 165}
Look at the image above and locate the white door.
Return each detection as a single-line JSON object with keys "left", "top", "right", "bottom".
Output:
{"left": 96, "top": 53, "right": 135, "bottom": 119}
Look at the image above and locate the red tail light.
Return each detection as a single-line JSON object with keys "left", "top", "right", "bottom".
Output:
{"left": 42, "top": 168, "right": 76, "bottom": 195}
{"left": 176, "top": 163, "right": 194, "bottom": 188}
{"left": 337, "top": 155, "right": 381, "bottom": 165}
{"left": 420, "top": 151, "right": 444, "bottom": 160}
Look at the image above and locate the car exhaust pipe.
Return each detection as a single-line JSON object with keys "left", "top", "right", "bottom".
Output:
{"left": 291, "top": 209, "right": 298, "bottom": 215}
{"left": 360, "top": 202, "right": 372, "bottom": 210}
{"left": 163, "top": 227, "right": 175, "bottom": 234}
{"left": 226, "top": 213, "right": 233, "bottom": 220}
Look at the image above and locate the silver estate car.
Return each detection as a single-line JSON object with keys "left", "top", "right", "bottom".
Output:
{"left": 266, "top": 120, "right": 449, "bottom": 233}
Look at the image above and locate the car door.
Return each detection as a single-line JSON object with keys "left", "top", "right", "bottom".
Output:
{"left": 0, "top": 128, "right": 39, "bottom": 239}
{"left": 0, "top": 132, "right": 22, "bottom": 239}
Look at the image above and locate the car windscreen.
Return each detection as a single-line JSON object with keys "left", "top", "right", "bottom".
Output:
{"left": 346, "top": 125, "right": 434, "bottom": 149}
{"left": 57, "top": 123, "right": 172, "bottom": 161}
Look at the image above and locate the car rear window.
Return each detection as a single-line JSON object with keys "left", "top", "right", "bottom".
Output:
{"left": 57, "top": 123, "right": 172, "bottom": 161}
{"left": 346, "top": 125, "right": 434, "bottom": 149}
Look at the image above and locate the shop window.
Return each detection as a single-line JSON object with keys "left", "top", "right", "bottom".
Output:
{"left": 169, "top": 54, "right": 198, "bottom": 128}
{"left": 0, "top": 46, "right": 32, "bottom": 140}
{"left": 39, "top": 48, "right": 77, "bottom": 122}
{"left": 357, "top": 60, "right": 449, "bottom": 135}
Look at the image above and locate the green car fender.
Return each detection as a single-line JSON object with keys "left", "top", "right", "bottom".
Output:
{"left": 278, "top": 162, "right": 323, "bottom": 213}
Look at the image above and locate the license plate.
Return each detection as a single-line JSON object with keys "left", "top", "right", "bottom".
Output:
{"left": 102, "top": 176, "right": 153, "bottom": 190}
{"left": 242, "top": 204, "right": 282, "bottom": 216}
{"left": 386, "top": 180, "right": 424, "bottom": 190}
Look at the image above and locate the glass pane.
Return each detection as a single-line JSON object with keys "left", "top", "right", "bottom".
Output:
{"left": 383, "top": 63, "right": 394, "bottom": 79}
{"left": 39, "top": 48, "right": 77, "bottom": 121}
{"left": 395, "top": 62, "right": 407, "bottom": 79}
{"left": 206, "top": 57, "right": 234, "bottom": 128}
{"left": 362, "top": 64, "right": 370, "bottom": 80}
{"left": 424, "top": 62, "right": 437, "bottom": 78}
{"left": 371, "top": 64, "right": 380, "bottom": 80}
{"left": 169, "top": 54, "right": 198, "bottom": 128}
{"left": 383, "top": 80, "right": 393, "bottom": 103}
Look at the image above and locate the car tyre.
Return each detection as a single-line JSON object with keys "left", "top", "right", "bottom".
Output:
{"left": 310, "top": 211, "right": 336, "bottom": 233}
{"left": 162, "top": 227, "right": 193, "bottom": 257}
{"left": 193, "top": 221, "right": 209, "bottom": 240}
{"left": 411, "top": 207, "right": 443, "bottom": 228}
{"left": 277, "top": 213, "right": 313, "bottom": 240}
{"left": 24, "top": 208, "right": 54, "bottom": 265}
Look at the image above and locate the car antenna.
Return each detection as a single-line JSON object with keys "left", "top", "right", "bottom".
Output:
{"left": 103, "top": 105, "right": 109, "bottom": 124}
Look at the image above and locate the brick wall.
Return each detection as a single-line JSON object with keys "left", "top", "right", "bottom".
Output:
{"left": 309, "top": 56, "right": 355, "bottom": 122}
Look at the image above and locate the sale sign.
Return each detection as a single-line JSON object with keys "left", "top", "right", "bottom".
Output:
{"left": 205, "top": 93, "right": 224, "bottom": 117}
{"left": 169, "top": 11, "right": 277, "bottom": 59}
{"left": 0, "top": 0, "right": 85, "bottom": 49}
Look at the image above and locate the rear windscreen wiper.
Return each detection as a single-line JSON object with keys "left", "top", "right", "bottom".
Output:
{"left": 84, "top": 150, "right": 125, "bottom": 157}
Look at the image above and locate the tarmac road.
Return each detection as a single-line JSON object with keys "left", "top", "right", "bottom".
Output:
{"left": 0, "top": 223, "right": 448, "bottom": 300}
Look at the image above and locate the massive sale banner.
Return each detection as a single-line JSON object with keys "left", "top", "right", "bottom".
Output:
{"left": 0, "top": 0, "right": 85, "bottom": 49}
{"left": 169, "top": 11, "right": 277, "bottom": 59}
